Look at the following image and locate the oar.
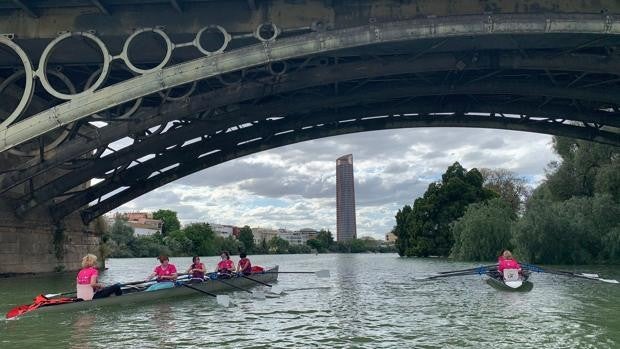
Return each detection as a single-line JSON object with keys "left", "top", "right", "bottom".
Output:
{"left": 415, "top": 267, "right": 493, "bottom": 280}
{"left": 181, "top": 283, "right": 231, "bottom": 307}
{"left": 259, "top": 270, "right": 331, "bottom": 278}
{"left": 238, "top": 274, "right": 283, "bottom": 295}
{"left": 437, "top": 265, "right": 497, "bottom": 274}
{"left": 45, "top": 274, "right": 193, "bottom": 298}
{"left": 522, "top": 263, "right": 619, "bottom": 284}
{"left": 214, "top": 279, "right": 266, "bottom": 300}
{"left": 44, "top": 278, "right": 161, "bottom": 298}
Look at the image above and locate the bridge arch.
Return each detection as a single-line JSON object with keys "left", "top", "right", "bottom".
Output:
{"left": 0, "top": 13, "right": 619, "bottom": 225}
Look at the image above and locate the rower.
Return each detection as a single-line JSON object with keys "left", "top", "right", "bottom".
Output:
{"left": 147, "top": 255, "right": 178, "bottom": 283}
{"left": 216, "top": 251, "right": 235, "bottom": 278}
{"left": 237, "top": 252, "right": 252, "bottom": 275}
{"left": 186, "top": 256, "right": 206, "bottom": 282}
{"left": 76, "top": 254, "right": 122, "bottom": 300}
{"left": 497, "top": 250, "right": 522, "bottom": 279}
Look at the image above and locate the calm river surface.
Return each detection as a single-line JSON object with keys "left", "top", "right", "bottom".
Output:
{"left": 1, "top": 254, "right": 619, "bottom": 348}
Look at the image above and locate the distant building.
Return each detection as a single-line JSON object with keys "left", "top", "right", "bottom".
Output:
{"left": 209, "top": 223, "right": 234, "bottom": 238}
{"left": 336, "top": 154, "right": 357, "bottom": 241}
{"left": 252, "top": 227, "right": 279, "bottom": 244}
{"left": 106, "top": 212, "right": 163, "bottom": 237}
{"left": 386, "top": 232, "right": 397, "bottom": 244}
{"left": 279, "top": 228, "right": 319, "bottom": 245}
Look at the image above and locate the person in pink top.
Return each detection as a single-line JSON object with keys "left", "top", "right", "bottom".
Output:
{"left": 76, "top": 254, "right": 122, "bottom": 300}
{"left": 216, "top": 251, "right": 235, "bottom": 277}
{"left": 497, "top": 250, "right": 521, "bottom": 275}
{"left": 147, "top": 255, "right": 178, "bottom": 282}
{"left": 236, "top": 252, "right": 252, "bottom": 275}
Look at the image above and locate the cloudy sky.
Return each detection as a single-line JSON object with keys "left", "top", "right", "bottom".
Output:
{"left": 115, "top": 127, "right": 559, "bottom": 240}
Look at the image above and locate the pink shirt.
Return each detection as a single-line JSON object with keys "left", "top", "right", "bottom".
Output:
{"left": 217, "top": 259, "right": 234, "bottom": 271}
{"left": 154, "top": 264, "right": 177, "bottom": 279}
{"left": 498, "top": 259, "right": 520, "bottom": 273}
{"left": 77, "top": 267, "right": 98, "bottom": 285}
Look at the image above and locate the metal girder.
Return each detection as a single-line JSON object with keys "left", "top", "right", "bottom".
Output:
{"left": 91, "top": 0, "right": 110, "bottom": 14}
{"left": 170, "top": 0, "right": 182, "bottom": 13}
{"left": 71, "top": 111, "right": 619, "bottom": 223}
{"left": 25, "top": 92, "right": 620, "bottom": 218}
{"left": 14, "top": 76, "right": 620, "bottom": 216}
{"left": 2, "top": 49, "right": 620, "bottom": 195}
{"left": 11, "top": 0, "right": 37, "bottom": 18}
{"left": 2, "top": 14, "right": 620, "bottom": 153}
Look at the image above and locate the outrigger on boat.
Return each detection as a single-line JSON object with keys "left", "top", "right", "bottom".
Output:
{"left": 416, "top": 263, "right": 618, "bottom": 291}
{"left": 6, "top": 266, "right": 281, "bottom": 320}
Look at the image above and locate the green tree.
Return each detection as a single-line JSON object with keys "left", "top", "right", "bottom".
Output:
{"left": 514, "top": 193, "right": 620, "bottom": 264}
{"left": 152, "top": 209, "right": 181, "bottom": 235}
{"left": 306, "top": 238, "right": 324, "bottom": 252}
{"left": 394, "top": 162, "right": 497, "bottom": 257}
{"left": 480, "top": 168, "right": 529, "bottom": 214}
{"left": 109, "top": 216, "right": 135, "bottom": 246}
{"left": 217, "top": 236, "right": 242, "bottom": 255}
{"left": 268, "top": 236, "right": 290, "bottom": 254}
{"left": 545, "top": 137, "right": 620, "bottom": 202}
{"left": 450, "top": 198, "right": 515, "bottom": 261}
{"left": 182, "top": 223, "right": 217, "bottom": 256}
{"left": 238, "top": 226, "right": 255, "bottom": 253}
{"left": 316, "top": 230, "right": 334, "bottom": 250}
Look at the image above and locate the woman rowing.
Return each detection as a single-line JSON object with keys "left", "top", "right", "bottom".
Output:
{"left": 216, "top": 251, "right": 235, "bottom": 278}
{"left": 186, "top": 256, "right": 206, "bottom": 282}
{"left": 147, "top": 255, "right": 178, "bottom": 282}
{"left": 497, "top": 250, "right": 522, "bottom": 277}
{"left": 76, "top": 254, "right": 122, "bottom": 300}
{"left": 237, "top": 252, "right": 252, "bottom": 275}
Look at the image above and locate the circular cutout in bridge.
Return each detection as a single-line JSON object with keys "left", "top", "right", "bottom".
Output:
{"left": 195, "top": 25, "right": 231, "bottom": 56}
{"left": 122, "top": 28, "right": 173, "bottom": 74}
{"left": 37, "top": 32, "right": 110, "bottom": 100}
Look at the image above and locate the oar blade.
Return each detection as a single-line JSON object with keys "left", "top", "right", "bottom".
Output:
{"left": 216, "top": 295, "right": 231, "bottom": 307}
{"left": 252, "top": 291, "right": 266, "bottom": 300}
{"left": 581, "top": 273, "right": 600, "bottom": 278}
{"left": 269, "top": 286, "right": 284, "bottom": 295}
{"left": 43, "top": 293, "right": 61, "bottom": 298}
{"left": 315, "top": 270, "right": 330, "bottom": 278}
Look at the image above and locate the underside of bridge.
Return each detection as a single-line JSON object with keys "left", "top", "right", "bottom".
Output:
{"left": 0, "top": 0, "right": 619, "bottom": 273}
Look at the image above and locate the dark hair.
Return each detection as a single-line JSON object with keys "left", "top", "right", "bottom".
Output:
{"left": 192, "top": 256, "right": 200, "bottom": 263}
{"left": 221, "top": 251, "right": 230, "bottom": 260}
{"left": 240, "top": 252, "right": 247, "bottom": 259}
{"left": 158, "top": 255, "right": 169, "bottom": 263}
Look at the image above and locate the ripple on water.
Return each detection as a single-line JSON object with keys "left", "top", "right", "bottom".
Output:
{"left": 0, "top": 255, "right": 619, "bottom": 348}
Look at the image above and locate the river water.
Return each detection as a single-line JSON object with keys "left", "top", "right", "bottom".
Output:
{"left": 1, "top": 254, "right": 619, "bottom": 348}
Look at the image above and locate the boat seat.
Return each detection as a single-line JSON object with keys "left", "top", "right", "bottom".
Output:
{"left": 503, "top": 269, "right": 520, "bottom": 281}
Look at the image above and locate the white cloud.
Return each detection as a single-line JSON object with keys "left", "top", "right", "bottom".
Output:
{"left": 116, "top": 128, "right": 558, "bottom": 240}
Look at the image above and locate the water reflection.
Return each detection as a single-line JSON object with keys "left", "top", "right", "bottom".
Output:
{"left": 71, "top": 313, "right": 95, "bottom": 349}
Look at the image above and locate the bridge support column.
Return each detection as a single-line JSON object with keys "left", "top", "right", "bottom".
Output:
{"left": 0, "top": 195, "right": 101, "bottom": 276}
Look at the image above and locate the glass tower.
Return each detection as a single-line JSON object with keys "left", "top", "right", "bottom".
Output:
{"left": 336, "top": 154, "right": 357, "bottom": 241}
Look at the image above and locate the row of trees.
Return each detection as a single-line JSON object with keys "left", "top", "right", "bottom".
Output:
{"left": 103, "top": 213, "right": 395, "bottom": 258}
{"left": 394, "top": 137, "right": 620, "bottom": 264}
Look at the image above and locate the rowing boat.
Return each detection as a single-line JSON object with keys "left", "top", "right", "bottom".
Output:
{"left": 485, "top": 269, "right": 533, "bottom": 292}
{"left": 7, "top": 266, "right": 279, "bottom": 319}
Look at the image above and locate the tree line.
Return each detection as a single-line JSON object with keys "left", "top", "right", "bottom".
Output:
{"left": 101, "top": 212, "right": 395, "bottom": 259}
{"left": 393, "top": 136, "right": 620, "bottom": 264}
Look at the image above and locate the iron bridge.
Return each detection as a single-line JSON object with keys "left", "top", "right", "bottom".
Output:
{"left": 0, "top": 0, "right": 619, "bottom": 225}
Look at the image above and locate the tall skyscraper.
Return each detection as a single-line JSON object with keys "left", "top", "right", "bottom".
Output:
{"left": 336, "top": 154, "right": 357, "bottom": 241}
